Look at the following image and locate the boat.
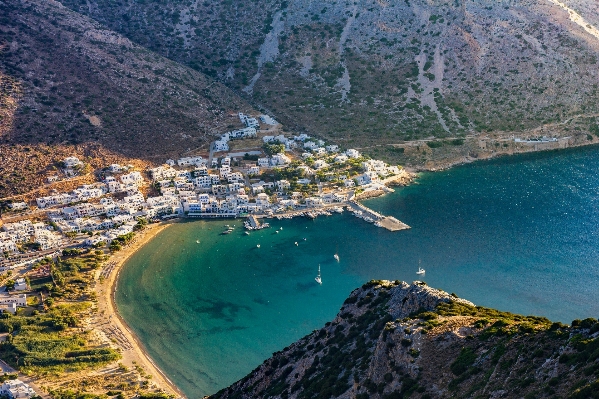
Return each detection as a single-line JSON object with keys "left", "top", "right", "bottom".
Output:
{"left": 416, "top": 260, "right": 425, "bottom": 275}
{"left": 244, "top": 232, "right": 250, "bottom": 235}
{"left": 196, "top": 240, "right": 200, "bottom": 244}
{"left": 334, "top": 254, "right": 340, "bottom": 262}
{"left": 280, "top": 227, "right": 283, "bottom": 230}
{"left": 315, "top": 264, "right": 322, "bottom": 285}
{"left": 257, "top": 244, "right": 261, "bottom": 248}
{"left": 295, "top": 242, "right": 298, "bottom": 246}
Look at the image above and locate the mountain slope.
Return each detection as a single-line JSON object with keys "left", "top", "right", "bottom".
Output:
{"left": 0, "top": 0, "right": 254, "bottom": 162}
{"left": 210, "top": 280, "right": 599, "bottom": 399}
{"left": 60, "top": 0, "right": 599, "bottom": 150}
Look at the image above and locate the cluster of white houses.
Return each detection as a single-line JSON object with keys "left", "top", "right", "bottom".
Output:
{"left": 6, "top": 128, "right": 403, "bottom": 258}
{"left": 0, "top": 219, "right": 64, "bottom": 254}
{"left": 0, "top": 378, "right": 37, "bottom": 398}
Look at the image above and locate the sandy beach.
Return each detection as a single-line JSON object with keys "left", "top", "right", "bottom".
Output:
{"left": 93, "top": 220, "right": 186, "bottom": 398}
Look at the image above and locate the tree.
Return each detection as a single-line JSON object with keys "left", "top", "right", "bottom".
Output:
{"left": 263, "top": 143, "right": 285, "bottom": 156}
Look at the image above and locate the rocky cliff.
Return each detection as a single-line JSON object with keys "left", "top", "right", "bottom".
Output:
{"left": 210, "top": 280, "right": 599, "bottom": 399}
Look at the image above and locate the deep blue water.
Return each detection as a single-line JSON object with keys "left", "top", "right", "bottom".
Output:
{"left": 116, "top": 146, "right": 599, "bottom": 397}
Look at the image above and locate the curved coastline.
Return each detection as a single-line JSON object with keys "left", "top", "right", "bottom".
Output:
{"left": 95, "top": 220, "right": 186, "bottom": 398}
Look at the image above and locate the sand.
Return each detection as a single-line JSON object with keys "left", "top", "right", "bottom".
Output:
{"left": 93, "top": 221, "right": 186, "bottom": 398}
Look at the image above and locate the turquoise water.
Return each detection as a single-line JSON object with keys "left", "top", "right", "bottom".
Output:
{"left": 116, "top": 146, "right": 599, "bottom": 397}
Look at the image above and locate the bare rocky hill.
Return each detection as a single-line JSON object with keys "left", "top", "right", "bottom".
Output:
{"left": 0, "top": 0, "right": 254, "bottom": 163}
{"left": 210, "top": 280, "right": 599, "bottom": 399}
{"left": 60, "top": 0, "right": 599, "bottom": 150}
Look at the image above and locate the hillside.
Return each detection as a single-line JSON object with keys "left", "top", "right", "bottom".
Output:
{"left": 60, "top": 0, "right": 599, "bottom": 152}
{"left": 210, "top": 280, "right": 599, "bottom": 399}
{"left": 0, "top": 0, "right": 254, "bottom": 164}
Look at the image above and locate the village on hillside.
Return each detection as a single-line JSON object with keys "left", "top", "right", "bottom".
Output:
{"left": 0, "top": 112, "right": 411, "bottom": 322}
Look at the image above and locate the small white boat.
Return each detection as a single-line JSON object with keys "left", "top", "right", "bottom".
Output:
{"left": 334, "top": 254, "right": 340, "bottom": 262}
{"left": 256, "top": 244, "right": 261, "bottom": 248}
{"left": 244, "top": 232, "right": 250, "bottom": 235}
{"left": 276, "top": 231, "right": 279, "bottom": 233}
{"left": 280, "top": 227, "right": 283, "bottom": 230}
{"left": 315, "top": 264, "right": 322, "bottom": 285}
{"left": 416, "top": 260, "right": 425, "bottom": 275}
{"left": 196, "top": 240, "right": 200, "bottom": 244}
{"left": 295, "top": 242, "right": 298, "bottom": 246}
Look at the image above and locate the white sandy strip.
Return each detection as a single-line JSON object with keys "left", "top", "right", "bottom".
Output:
{"left": 548, "top": 0, "right": 599, "bottom": 41}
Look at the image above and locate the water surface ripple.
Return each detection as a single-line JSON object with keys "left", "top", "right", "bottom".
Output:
{"left": 116, "top": 146, "right": 599, "bottom": 397}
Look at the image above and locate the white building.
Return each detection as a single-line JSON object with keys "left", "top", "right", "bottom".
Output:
{"left": 0, "top": 294, "right": 26, "bottom": 307}
{"left": 334, "top": 154, "right": 349, "bottom": 163}
{"left": 313, "top": 160, "right": 329, "bottom": 170}
{"left": 293, "top": 134, "right": 311, "bottom": 142}
{"left": 8, "top": 202, "right": 28, "bottom": 211}
{"left": 0, "top": 379, "right": 36, "bottom": 399}
{"left": 312, "top": 147, "right": 326, "bottom": 156}
{"left": 346, "top": 149, "right": 361, "bottom": 158}
{"left": 326, "top": 145, "right": 339, "bottom": 153}
{"left": 276, "top": 180, "right": 291, "bottom": 191}
{"left": 239, "top": 113, "right": 260, "bottom": 128}
{"left": 120, "top": 171, "right": 144, "bottom": 186}
{"left": 214, "top": 139, "right": 229, "bottom": 152}
{"left": 107, "top": 164, "right": 123, "bottom": 173}
{"left": 271, "top": 153, "right": 291, "bottom": 166}
{"left": 149, "top": 166, "right": 177, "bottom": 181}
{"left": 177, "top": 156, "right": 206, "bottom": 167}
{"left": 63, "top": 156, "right": 83, "bottom": 168}
{"left": 13, "top": 278, "right": 27, "bottom": 291}
{"left": 229, "top": 127, "right": 257, "bottom": 139}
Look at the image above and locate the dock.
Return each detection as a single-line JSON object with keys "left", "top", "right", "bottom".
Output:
{"left": 348, "top": 201, "right": 410, "bottom": 232}
{"left": 245, "top": 215, "right": 270, "bottom": 230}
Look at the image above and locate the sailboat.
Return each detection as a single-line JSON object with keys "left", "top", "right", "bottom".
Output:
{"left": 334, "top": 245, "right": 340, "bottom": 262}
{"left": 315, "top": 264, "right": 322, "bottom": 284}
{"left": 416, "top": 260, "right": 425, "bottom": 275}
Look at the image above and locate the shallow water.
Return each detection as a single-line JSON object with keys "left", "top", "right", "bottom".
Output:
{"left": 116, "top": 145, "right": 599, "bottom": 397}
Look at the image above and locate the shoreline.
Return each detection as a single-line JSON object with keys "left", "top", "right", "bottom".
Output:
{"left": 86, "top": 139, "right": 599, "bottom": 398}
{"left": 93, "top": 220, "right": 186, "bottom": 398}
{"left": 404, "top": 133, "right": 599, "bottom": 173}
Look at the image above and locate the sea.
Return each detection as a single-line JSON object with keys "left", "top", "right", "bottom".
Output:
{"left": 116, "top": 145, "right": 599, "bottom": 397}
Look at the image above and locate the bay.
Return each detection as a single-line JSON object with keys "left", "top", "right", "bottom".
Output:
{"left": 116, "top": 146, "right": 599, "bottom": 397}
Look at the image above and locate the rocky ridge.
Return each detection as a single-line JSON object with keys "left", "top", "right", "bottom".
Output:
{"left": 210, "top": 280, "right": 599, "bottom": 399}
{"left": 0, "top": 0, "right": 254, "bottom": 160}
{"left": 60, "top": 0, "right": 599, "bottom": 154}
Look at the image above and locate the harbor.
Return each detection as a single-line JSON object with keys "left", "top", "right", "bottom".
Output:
{"left": 251, "top": 201, "right": 410, "bottom": 232}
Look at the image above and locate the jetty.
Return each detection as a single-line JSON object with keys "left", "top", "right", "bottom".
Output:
{"left": 348, "top": 201, "right": 410, "bottom": 231}
{"left": 244, "top": 215, "right": 270, "bottom": 230}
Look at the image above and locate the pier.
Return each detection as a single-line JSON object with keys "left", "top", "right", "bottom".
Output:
{"left": 347, "top": 201, "right": 410, "bottom": 231}
{"left": 245, "top": 215, "right": 270, "bottom": 230}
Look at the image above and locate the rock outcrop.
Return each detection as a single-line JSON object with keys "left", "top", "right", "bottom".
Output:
{"left": 210, "top": 280, "right": 599, "bottom": 399}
